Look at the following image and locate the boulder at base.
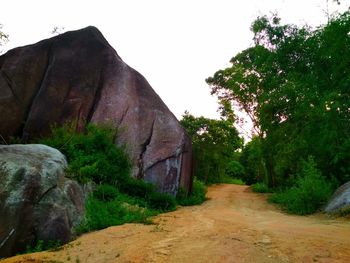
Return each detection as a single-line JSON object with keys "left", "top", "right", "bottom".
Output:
{"left": 0, "top": 26, "right": 193, "bottom": 195}
{"left": 324, "top": 181, "right": 350, "bottom": 214}
{"left": 0, "top": 144, "right": 85, "bottom": 258}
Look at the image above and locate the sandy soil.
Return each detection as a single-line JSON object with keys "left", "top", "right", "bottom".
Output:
{"left": 3, "top": 184, "right": 350, "bottom": 263}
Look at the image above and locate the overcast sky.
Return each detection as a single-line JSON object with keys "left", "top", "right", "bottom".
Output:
{"left": 1, "top": 0, "right": 349, "bottom": 121}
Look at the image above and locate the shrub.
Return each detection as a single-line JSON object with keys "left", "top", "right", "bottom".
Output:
{"left": 93, "top": 184, "right": 120, "bottom": 201}
{"left": 77, "top": 182, "right": 176, "bottom": 233}
{"left": 118, "top": 177, "right": 155, "bottom": 198}
{"left": 39, "top": 123, "right": 131, "bottom": 185}
{"left": 268, "top": 157, "right": 334, "bottom": 215}
{"left": 25, "top": 239, "right": 62, "bottom": 253}
{"left": 251, "top": 182, "right": 272, "bottom": 193}
{"left": 177, "top": 178, "right": 207, "bottom": 206}
{"left": 146, "top": 191, "right": 176, "bottom": 211}
{"left": 336, "top": 206, "right": 350, "bottom": 217}
{"left": 118, "top": 177, "right": 176, "bottom": 211}
{"left": 40, "top": 123, "right": 178, "bottom": 233}
{"left": 76, "top": 196, "right": 154, "bottom": 233}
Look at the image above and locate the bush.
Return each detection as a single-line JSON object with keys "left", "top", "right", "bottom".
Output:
{"left": 177, "top": 179, "right": 207, "bottom": 206}
{"left": 25, "top": 239, "right": 62, "bottom": 253}
{"left": 118, "top": 177, "right": 176, "bottom": 211}
{"left": 39, "top": 123, "right": 131, "bottom": 185}
{"left": 268, "top": 157, "right": 334, "bottom": 215}
{"left": 146, "top": 191, "right": 176, "bottom": 211}
{"left": 118, "top": 177, "right": 155, "bottom": 198}
{"left": 39, "top": 123, "right": 178, "bottom": 234}
{"left": 93, "top": 184, "right": 120, "bottom": 201}
{"left": 76, "top": 196, "right": 154, "bottom": 233}
{"left": 251, "top": 183, "right": 272, "bottom": 193}
{"left": 77, "top": 183, "right": 176, "bottom": 233}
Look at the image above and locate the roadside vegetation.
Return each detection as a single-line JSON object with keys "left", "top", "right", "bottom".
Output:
{"left": 176, "top": 179, "right": 207, "bottom": 206}
{"left": 38, "top": 123, "right": 206, "bottom": 237}
{"left": 251, "top": 183, "right": 272, "bottom": 193}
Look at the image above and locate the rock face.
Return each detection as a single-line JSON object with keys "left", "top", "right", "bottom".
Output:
{"left": 0, "top": 26, "right": 193, "bottom": 195}
{"left": 324, "top": 181, "right": 350, "bottom": 213}
{"left": 0, "top": 144, "right": 85, "bottom": 257}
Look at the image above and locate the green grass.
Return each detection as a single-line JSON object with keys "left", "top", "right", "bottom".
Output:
{"left": 76, "top": 184, "right": 178, "bottom": 234}
{"left": 177, "top": 179, "right": 207, "bottom": 206}
{"left": 76, "top": 194, "right": 154, "bottom": 233}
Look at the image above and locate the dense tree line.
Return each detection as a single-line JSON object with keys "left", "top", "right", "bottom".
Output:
{"left": 206, "top": 12, "right": 350, "bottom": 190}
{"left": 180, "top": 112, "right": 243, "bottom": 184}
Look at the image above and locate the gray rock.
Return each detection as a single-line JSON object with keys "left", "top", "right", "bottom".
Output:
{"left": 324, "top": 181, "right": 350, "bottom": 213}
{"left": 0, "top": 144, "right": 85, "bottom": 257}
{"left": 0, "top": 26, "right": 193, "bottom": 196}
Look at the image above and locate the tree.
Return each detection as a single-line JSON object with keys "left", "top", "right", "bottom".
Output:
{"left": 180, "top": 112, "right": 243, "bottom": 184}
{"left": 207, "top": 12, "right": 350, "bottom": 187}
{"left": 239, "top": 136, "right": 267, "bottom": 185}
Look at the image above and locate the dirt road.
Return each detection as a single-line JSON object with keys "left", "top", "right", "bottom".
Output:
{"left": 3, "top": 184, "right": 350, "bottom": 263}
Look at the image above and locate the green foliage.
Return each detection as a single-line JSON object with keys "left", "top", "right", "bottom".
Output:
{"left": 207, "top": 12, "right": 350, "bottom": 204}
{"left": 268, "top": 157, "right": 334, "bottom": 215}
{"left": 25, "top": 240, "right": 62, "bottom": 253}
{"left": 39, "top": 123, "right": 130, "bottom": 185}
{"left": 76, "top": 195, "right": 154, "bottom": 233}
{"left": 118, "top": 177, "right": 177, "bottom": 211}
{"left": 177, "top": 179, "right": 207, "bottom": 206}
{"left": 39, "top": 123, "right": 179, "bottom": 234}
{"left": 78, "top": 184, "right": 177, "bottom": 233}
{"left": 146, "top": 191, "right": 176, "bottom": 211}
{"left": 93, "top": 184, "right": 120, "bottom": 202}
{"left": 180, "top": 112, "right": 243, "bottom": 184}
{"left": 335, "top": 206, "right": 350, "bottom": 217}
{"left": 26, "top": 240, "right": 44, "bottom": 253}
{"left": 239, "top": 137, "right": 267, "bottom": 185}
{"left": 118, "top": 177, "right": 155, "bottom": 198}
{"left": 225, "top": 160, "right": 245, "bottom": 179}
{"left": 220, "top": 177, "right": 245, "bottom": 185}
{"left": 251, "top": 183, "right": 272, "bottom": 193}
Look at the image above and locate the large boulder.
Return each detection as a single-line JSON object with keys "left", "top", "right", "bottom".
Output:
{"left": 0, "top": 144, "right": 85, "bottom": 257}
{"left": 0, "top": 26, "right": 192, "bottom": 195}
{"left": 324, "top": 181, "right": 350, "bottom": 214}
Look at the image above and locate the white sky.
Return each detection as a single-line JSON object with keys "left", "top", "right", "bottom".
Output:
{"left": 1, "top": 0, "right": 349, "bottom": 123}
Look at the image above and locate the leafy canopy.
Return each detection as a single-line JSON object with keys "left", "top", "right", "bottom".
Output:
{"left": 207, "top": 12, "right": 350, "bottom": 188}
{"left": 181, "top": 112, "right": 242, "bottom": 184}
